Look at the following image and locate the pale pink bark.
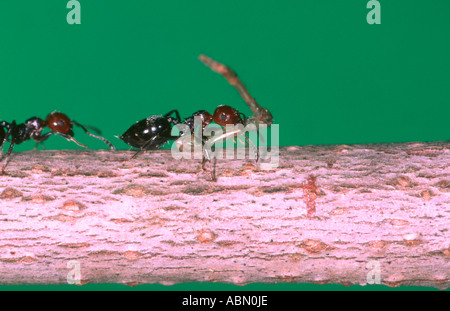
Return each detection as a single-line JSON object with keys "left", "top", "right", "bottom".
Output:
{"left": 0, "top": 142, "right": 448, "bottom": 288}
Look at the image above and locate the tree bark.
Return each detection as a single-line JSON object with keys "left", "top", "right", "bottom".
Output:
{"left": 0, "top": 141, "right": 448, "bottom": 289}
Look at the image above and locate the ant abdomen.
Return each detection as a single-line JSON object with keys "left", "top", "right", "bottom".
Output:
{"left": 119, "top": 110, "right": 182, "bottom": 153}
{"left": 120, "top": 116, "right": 174, "bottom": 149}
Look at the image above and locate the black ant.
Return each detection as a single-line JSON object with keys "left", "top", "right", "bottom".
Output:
{"left": 0, "top": 111, "right": 115, "bottom": 174}
{"left": 119, "top": 55, "right": 273, "bottom": 181}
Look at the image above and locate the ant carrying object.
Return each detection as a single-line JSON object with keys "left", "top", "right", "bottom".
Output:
{"left": 0, "top": 111, "right": 115, "bottom": 174}
{"left": 118, "top": 54, "right": 273, "bottom": 181}
{"left": 182, "top": 55, "right": 273, "bottom": 181}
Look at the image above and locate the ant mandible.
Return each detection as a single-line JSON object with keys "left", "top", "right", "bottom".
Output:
{"left": 119, "top": 55, "right": 273, "bottom": 181}
{"left": 0, "top": 111, "right": 115, "bottom": 174}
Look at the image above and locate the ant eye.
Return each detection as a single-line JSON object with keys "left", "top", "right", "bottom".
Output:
{"left": 220, "top": 114, "right": 227, "bottom": 121}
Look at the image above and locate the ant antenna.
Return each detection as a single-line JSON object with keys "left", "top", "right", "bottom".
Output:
{"left": 199, "top": 54, "right": 273, "bottom": 126}
{"left": 73, "top": 121, "right": 116, "bottom": 150}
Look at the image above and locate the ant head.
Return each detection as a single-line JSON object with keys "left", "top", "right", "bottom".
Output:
{"left": 45, "top": 112, "right": 74, "bottom": 135}
{"left": 212, "top": 105, "right": 243, "bottom": 127}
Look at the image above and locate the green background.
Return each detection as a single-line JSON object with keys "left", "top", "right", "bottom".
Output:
{"left": 0, "top": 0, "right": 448, "bottom": 291}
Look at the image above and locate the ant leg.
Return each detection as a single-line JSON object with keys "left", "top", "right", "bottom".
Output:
{"left": 243, "top": 133, "right": 260, "bottom": 163}
{"left": 1, "top": 121, "right": 15, "bottom": 161}
{"left": 201, "top": 142, "right": 217, "bottom": 181}
{"left": 1, "top": 139, "right": 15, "bottom": 174}
{"left": 130, "top": 135, "right": 179, "bottom": 160}
{"left": 0, "top": 137, "right": 6, "bottom": 158}
{"left": 32, "top": 131, "right": 53, "bottom": 150}
{"left": 164, "top": 110, "right": 182, "bottom": 124}
{"left": 199, "top": 54, "right": 273, "bottom": 126}
{"left": 130, "top": 135, "right": 160, "bottom": 159}
{"left": 131, "top": 149, "right": 144, "bottom": 160}
{"left": 211, "top": 156, "right": 217, "bottom": 181}
{"left": 72, "top": 121, "right": 116, "bottom": 150}
{"left": 203, "top": 145, "right": 218, "bottom": 182}
{"left": 0, "top": 121, "right": 12, "bottom": 153}
{"left": 202, "top": 128, "right": 247, "bottom": 181}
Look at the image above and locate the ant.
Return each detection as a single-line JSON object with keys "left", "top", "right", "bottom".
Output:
{"left": 119, "top": 105, "right": 247, "bottom": 180}
{"left": 0, "top": 111, "right": 115, "bottom": 174}
{"left": 118, "top": 55, "right": 273, "bottom": 181}
{"left": 181, "top": 55, "right": 273, "bottom": 180}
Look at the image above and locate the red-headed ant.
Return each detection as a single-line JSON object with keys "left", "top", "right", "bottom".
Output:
{"left": 119, "top": 55, "right": 273, "bottom": 181}
{"left": 0, "top": 111, "right": 115, "bottom": 174}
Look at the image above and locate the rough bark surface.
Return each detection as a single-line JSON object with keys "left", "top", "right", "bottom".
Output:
{"left": 0, "top": 142, "right": 449, "bottom": 288}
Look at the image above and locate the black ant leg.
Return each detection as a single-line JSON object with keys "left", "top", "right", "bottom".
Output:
{"left": 0, "top": 136, "right": 6, "bottom": 158}
{"left": 1, "top": 121, "right": 16, "bottom": 174}
{"left": 241, "top": 134, "right": 259, "bottom": 163}
{"left": 130, "top": 135, "right": 159, "bottom": 159}
{"left": 1, "top": 140, "right": 15, "bottom": 174}
{"left": 0, "top": 121, "right": 11, "bottom": 154}
{"left": 72, "top": 121, "right": 115, "bottom": 150}
{"left": 32, "top": 131, "right": 54, "bottom": 150}
{"left": 200, "top": 148, "right": 216, "bottom": 181}
{"left": 211, "top": 156, "right": 217, "bottom": 181}
{"left": 164, "top": 110, "right": 182, "bottom": 124}
{"left": 130, "top": 133, "right": 180, "bottom": 159}
{"left": 201, "top": 148, "right": 218, "bottom": 182}
{"left": 131, "top": 149, "right": 144, "bottom": 160}
{"left": 33, "top": 142, "right": 43, "bottom": 151}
